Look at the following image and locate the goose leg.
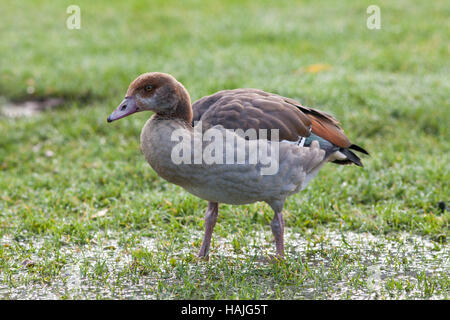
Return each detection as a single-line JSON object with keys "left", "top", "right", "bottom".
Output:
{"left": 270, "top": 211, "right": 285, "bottom": 259}
{"left": 198, "top": 201, "right": 219, "bottom": 259}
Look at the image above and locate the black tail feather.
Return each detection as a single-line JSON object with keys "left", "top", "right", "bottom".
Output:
{"left": 349, "top": 144, "right": 369, "bottom": 155}
{"left": 332, "top": 144, "right": 369, "bottom": 167}
{"left": 341, "top": 148, "right": 363, "bottom": 167}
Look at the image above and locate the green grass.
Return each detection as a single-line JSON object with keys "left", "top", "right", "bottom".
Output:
{"left": 0, "top": 0, "right": 449, "bottom": 299}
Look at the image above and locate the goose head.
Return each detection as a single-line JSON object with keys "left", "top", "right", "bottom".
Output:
{"left": 107, "top": 72, "right": 192, "bottom": 123}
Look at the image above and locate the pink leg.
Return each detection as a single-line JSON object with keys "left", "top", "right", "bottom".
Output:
{"left": 198, "top": 202, "right": 219, "bottom": 259}
{"left": 270, "top": 211, "right": 285, "bottom": 259}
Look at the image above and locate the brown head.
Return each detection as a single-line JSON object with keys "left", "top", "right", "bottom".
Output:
{"left": 107, "top": 72, "right": 192, "bottom": 123}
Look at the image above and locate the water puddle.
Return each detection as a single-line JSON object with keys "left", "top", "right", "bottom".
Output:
{"left": 0, "top": 97, "right": 65, "bottom": 118}
{"left": 0, "top": 229, "right": 448, "bottom": 299}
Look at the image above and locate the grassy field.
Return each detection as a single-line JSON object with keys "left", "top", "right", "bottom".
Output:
{"left": 0, "top": 0, "right": 449, "bottom": 299}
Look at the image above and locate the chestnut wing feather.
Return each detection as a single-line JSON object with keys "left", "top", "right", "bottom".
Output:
{"left": 192, "top": 89, "right": 351, "bottom": 148}
{"left": 283, "top": 99, "right": 351, "bottom": 148}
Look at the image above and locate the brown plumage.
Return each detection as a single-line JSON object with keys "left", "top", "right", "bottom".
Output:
{"left": 193, "top": 88, "right": 368, "bottom": 166}
{"left": 126, "top": 72, "right": 193, "bottom": 123}
{"left": 285, "top": 100, "right": 351, "bottom": 148}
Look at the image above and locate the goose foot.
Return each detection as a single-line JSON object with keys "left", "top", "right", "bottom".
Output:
{"left": 266, "top": 254, "right": 285, "bottom": 264}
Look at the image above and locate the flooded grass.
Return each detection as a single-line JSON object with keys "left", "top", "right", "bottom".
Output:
{"left": 1, "top": 229, "right": 448, "bottom": 299}
{"left": 0, "top": 0, "right": 448, "bottom": 300}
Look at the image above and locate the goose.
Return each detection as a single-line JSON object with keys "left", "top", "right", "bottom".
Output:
{"left": 107, "top": 72, "right": 368, "bottom": 260}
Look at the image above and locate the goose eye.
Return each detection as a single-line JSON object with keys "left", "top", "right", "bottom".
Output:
{"left": 144, "top": 85, "right": 153, "bottom": 92}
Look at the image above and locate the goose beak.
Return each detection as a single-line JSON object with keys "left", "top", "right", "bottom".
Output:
{"left": 107, "top": 96, "right": 139, "bottom": 122}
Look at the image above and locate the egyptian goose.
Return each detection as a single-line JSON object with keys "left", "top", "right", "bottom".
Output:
{"left": 107, "top": 72, "right": 368, "bottom": 259}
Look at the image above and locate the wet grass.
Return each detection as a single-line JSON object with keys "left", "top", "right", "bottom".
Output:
{"left": 0, "top": 0, "right": 449, "bottom": 299}
{"left": 1, "top": 230, "right": 448, "bottom": 299}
